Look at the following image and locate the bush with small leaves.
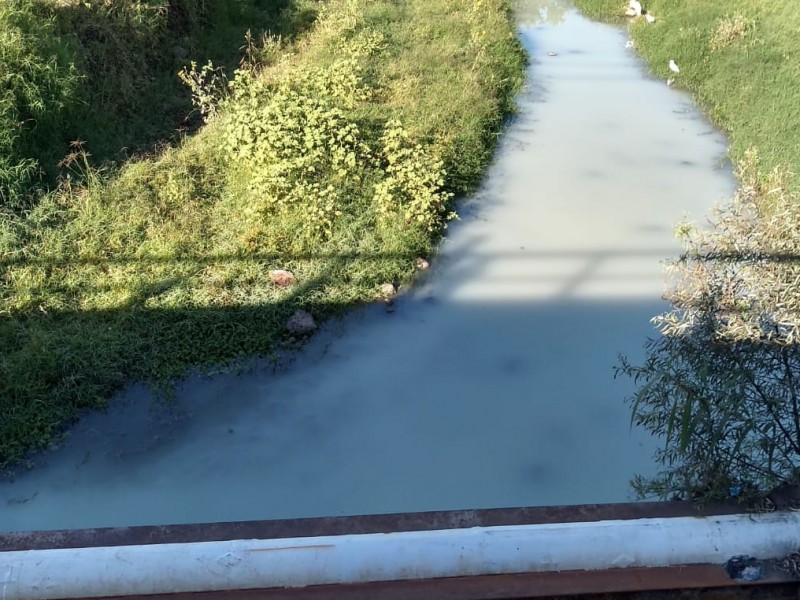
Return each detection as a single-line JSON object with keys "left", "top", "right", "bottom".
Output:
{"left": 221, "top": 78, "right": 372, "bottom": 241}
{"left": 374, "top": 120, "right": 454, "bottom": 233}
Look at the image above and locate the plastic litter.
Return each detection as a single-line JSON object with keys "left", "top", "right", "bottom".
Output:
{"left": 724, "top": 555, "right": 763, "bottom": 581}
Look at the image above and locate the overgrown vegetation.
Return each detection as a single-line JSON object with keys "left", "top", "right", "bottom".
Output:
{"left": 0, "top": 0, "right": 525, "bottom": 471}
{"left": 575, "top": 0, "right": 800, "bottom": 502}
{"left": 0, "top": 0, "right": 80, "bottom": 205}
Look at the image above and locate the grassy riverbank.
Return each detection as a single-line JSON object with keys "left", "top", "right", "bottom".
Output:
{"left": 573, "top": 0, "right": 800, "bottom": 192}
{"left": 0, "top": 0, "right": 525, "bottom": 471}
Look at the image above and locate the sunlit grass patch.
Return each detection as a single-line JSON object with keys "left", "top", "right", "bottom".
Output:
{"left": 709, "top": 13, "right": 754, "bottom": 52}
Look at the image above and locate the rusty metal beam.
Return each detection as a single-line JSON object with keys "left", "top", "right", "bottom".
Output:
{"left": 1, "top": 502, "right": 740, "bottom": 552}
{"left": 87, "top": 567, "right": 798, "bottom": 600}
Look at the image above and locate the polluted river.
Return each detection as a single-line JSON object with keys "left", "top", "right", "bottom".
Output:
{"left": 1, "top": 0, "right": 735, "bottom": 531}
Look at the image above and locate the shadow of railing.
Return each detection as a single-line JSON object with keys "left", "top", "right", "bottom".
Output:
{"left": 0, "top": 242, "right": 678, "bottom": 476}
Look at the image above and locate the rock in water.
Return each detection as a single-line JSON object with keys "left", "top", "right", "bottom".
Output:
{"left": 286, "top": 310, "right": 317, "bottom": 334}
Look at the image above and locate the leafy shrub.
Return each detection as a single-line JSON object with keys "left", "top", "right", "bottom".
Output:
{"left": 220, "top": 71, "right": 373, "bottom": 241}
{"left": 179, "top": 60, "right": 229, "bottom": 120}
{"left": 374, "top": 120, "right": 453, "bottom": 233}
{"left": 213, "top": 27, "right": 454, "bottom": 243}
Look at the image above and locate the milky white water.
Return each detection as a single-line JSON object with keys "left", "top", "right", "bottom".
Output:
{"left": 0, "top": 1, "right": 735, "bottom": 531}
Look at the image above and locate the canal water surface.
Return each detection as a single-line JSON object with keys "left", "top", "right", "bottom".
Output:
{"left": 1, "top": 0, "right": 735, "bottom": 531}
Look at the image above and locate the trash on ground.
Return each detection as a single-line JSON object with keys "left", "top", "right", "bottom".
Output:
{"left": 724, "top": 556, "right": 762, "bottom": 581}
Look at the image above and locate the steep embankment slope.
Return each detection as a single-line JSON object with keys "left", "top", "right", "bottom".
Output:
{"left": 0, "top": 0, "right": 525, "bottom": 471}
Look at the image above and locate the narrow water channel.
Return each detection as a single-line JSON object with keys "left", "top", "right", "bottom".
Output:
{"left": 1, "top": 1, "right": 735, "bottom": 532}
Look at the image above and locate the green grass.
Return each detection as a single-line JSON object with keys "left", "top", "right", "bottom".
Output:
{"left": 0, "top": 0, "right": 525, "bottom": 471}
{"left": 0, "top": 0, "right": 316, "bottom": 205}
{"left": 574, "top": 0, "right": 800, "bottom": 194}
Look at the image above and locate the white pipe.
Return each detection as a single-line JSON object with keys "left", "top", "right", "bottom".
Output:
{"left": 2, "top": 513, "right": 799, "bottom": 599}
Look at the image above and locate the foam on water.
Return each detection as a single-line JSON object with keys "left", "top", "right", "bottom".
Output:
{"left": 1, "top": 2, "right": 735, "bottom": 531}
